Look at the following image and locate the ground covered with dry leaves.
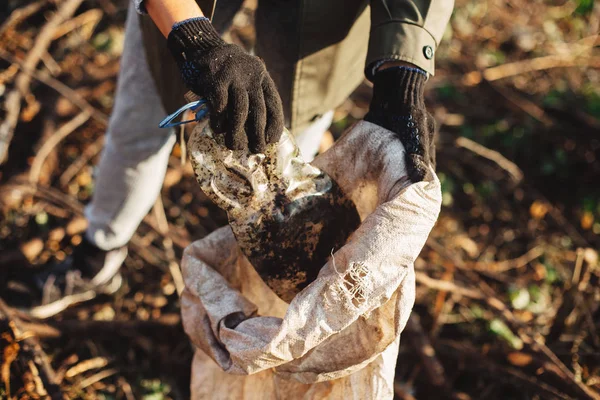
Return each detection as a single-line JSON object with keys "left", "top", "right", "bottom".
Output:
{"left": 1, "top": 0, "right": 600, "bottom": 399}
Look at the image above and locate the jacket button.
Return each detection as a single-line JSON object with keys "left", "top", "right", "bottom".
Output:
{"left": 423, "top": 46, "right": 434, "bottom": 60}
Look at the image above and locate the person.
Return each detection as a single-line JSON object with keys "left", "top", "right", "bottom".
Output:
{"left": 27, "top": 0, "right": 454, "bottom": 316}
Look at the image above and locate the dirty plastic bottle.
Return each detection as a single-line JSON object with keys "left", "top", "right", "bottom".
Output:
{"left": 189, "top": 122, "right": 361, "bottom": 302}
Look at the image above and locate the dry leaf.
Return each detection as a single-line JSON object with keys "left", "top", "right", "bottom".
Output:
{"left": 454, "top": 234, "right": 480, "bottom": 258}
{"left": 507, "top": 351, "right": 533, "bottom": 367}
{"left": 530, "top": 201, "right": 549, "bottom": 220}
{"left": 66, "top": 217, "right": 88, "bottom": 236}
{"left": 65, "top": 357, "right": 109, "bottom": 379}
{"left": 581, "top": 211, "right": 594, "bottom": 230}
{"left": 163, "top": 168, "right": 183, "bottom": 189}
{"left": 20, "top": 238, "right": 44, "bottom": 262}
{"left": 318, "top": 131, "right": 335, "bottom": 154}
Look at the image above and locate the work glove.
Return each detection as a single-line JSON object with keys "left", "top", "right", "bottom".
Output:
{"left": 167, "top": 17, "right": 284, "bottom": 153}
{"left": 365, "top": 67, "right": 436, "bottom": 183}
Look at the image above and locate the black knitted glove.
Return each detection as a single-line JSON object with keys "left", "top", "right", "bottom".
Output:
{"left": 365, "top": 67, "right": 436, "bottom": 183}
{"left": 167, "top": 17, "right": 284, "bottom": 153}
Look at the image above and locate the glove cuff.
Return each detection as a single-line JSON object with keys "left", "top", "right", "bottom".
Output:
{"left": 371, "top": 67, "right": 427, "bottom": 111}
{"left": 167, "top": 17, "right": 225, "bottom": 63}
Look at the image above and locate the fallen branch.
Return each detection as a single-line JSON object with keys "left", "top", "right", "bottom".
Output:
{"left": 455, "top": 136, "right": 523, "bottom": 183}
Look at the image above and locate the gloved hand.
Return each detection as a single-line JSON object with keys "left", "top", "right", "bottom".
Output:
{"left": 167, "top": 17, "right": 284, "bottom": 154}
{"left": 365, "top": 67, "right": 436, "bottom": 183}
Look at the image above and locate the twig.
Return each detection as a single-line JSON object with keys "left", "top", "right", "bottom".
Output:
{"left": 0, "top": 298, "right": 64, "bottom": 399}
{"left": 427, "top": 238, "right": 535, "bottom": 335}
{"left": 142, "top": 214, "right": 192, "bottom": 250}
{"left": 455, "top": 136, "right": 523, "bottom": 183}
{"left": 74, "top": 368, "right": 117, "bottom": 390}
{"left": 51, "top": 8, "right": 103, "bottom": 41}
{"left": 0, "top": 50, "right": 109, "bottom": 125}
{"left": 473, "top": 246, "right": 544, "bottom": 273}
{"left": 437, "top": 340, "right": 573, "bottom": 400}
{"left": 65, "top": 357, "right": 109, "bottom": 379}
{"left": 0, "top": 0, "right": 47, "bottom": 37}
{"left": 97, "top": 0, "right": 118, "bottom": 15}
{"left": 428, "top": 239, "right": 600, "bottom": 400}
{"left": 572, "top": 248, "right": 584, "bottom": 286}
{"left": 532, "top": 338, "right": 600, "bottom": 400}
{"left": 0, "top": 0, "right": 84, "bottom": 164}
{"left": 41, "top": 51, "right": 62, "bottom": 76}
{"left": 448, "top": 128, "right": 591, "bottom": 251}
{"left": 29, "top": 111, "right": 90, "bottom": 184}
{"left": 59, "top": 136, "right": 105, "bottom": 187}
{"left": 36, "top": 68, "right": 109, "bottom": 124}
{"left": 463, "top": 55, "right": 600, "bottom": 86}
{"left": 0, "top": 181, "right": 84, "bottom": 214}
{"left": 28, "top": 361, "right": 49, "bottom": 397}
{"left": 415, "top": 272, "right": 484, "bottom": 300}
{"left": 29, "top": 290, "right": 98, "bottom": 320}
{"left": 118, "top": 377, "right": 136, "bottom": 400}
{"left": 431, "top": 267, "right": 454, "bottom": 332}
{"left": 574, "top": 294, "right": 600, "bottom": 349}
{"left": 153, "top": 196, "right": 185, "bottom": 295}
{"left": 0, "top": 90, "right": 22, "bottom": 163}
{"left": 129, "top": 237, "right": 170, "bottom": 270}
{"left": 0, "top": 63, "right": 19, "bottom": 84}
{"left": 489, "top": 83, "right": 553, "bottom": 127}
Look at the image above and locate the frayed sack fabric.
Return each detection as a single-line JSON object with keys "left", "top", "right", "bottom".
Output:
{"left": 181, "top": 121, "right": 442, "bottom": 399}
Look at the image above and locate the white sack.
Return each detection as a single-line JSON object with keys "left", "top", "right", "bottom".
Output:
{"left": 188, "top": 124, "right": 360, "bottom": 302}
{"left": 181, "top": 121, "right": 442, "bottom": 399}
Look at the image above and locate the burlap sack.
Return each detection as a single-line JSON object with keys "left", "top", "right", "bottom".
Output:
{"left": 181, "top": 121, "right": 442, "bottom": 399}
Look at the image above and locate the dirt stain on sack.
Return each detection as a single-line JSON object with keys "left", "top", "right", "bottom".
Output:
{"left": 189, "top": 124, "right": 360, "bottom": 302}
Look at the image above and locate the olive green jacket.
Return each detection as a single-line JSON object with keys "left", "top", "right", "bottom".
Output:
{"left": 140, "top": 0, "right": 453, "bottom": 134}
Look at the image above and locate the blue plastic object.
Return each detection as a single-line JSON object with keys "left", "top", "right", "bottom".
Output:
{"left": 159, "top": 99, "right": 209, "bottom": 128}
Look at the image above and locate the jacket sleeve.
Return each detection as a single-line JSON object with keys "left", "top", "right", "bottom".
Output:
{"left": 367, "top": 0, "right": 454, "bottom": 77}
{"left": 132, "top": 0, "right": 215, "bottom": 18}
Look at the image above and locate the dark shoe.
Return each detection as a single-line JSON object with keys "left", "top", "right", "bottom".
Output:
{"left": 26, "top": 236, "right": 127, "bottom": 319}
